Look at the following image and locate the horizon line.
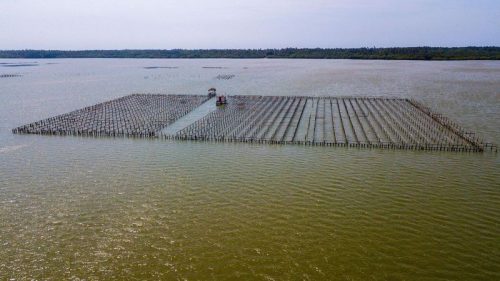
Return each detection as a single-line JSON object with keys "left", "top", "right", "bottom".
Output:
{"left": 1, "top": 46, "right": 500, "bottom": 51}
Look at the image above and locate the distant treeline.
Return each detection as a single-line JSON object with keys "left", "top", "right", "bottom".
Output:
{"left": 0, "top": 47, "right": 499, "bottom": 60}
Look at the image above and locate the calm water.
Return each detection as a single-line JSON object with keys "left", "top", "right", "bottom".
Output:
{"left": 0, "top": 59, "right": 499, "bottom": 280}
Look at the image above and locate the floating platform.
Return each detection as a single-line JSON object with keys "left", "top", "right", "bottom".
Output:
{"left": 12, "top": 94, "right": 496, "bottom": 152}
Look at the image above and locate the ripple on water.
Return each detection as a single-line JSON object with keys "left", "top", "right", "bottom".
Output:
{"left": 0, "top": 59, "right": 499, "bottom": 280}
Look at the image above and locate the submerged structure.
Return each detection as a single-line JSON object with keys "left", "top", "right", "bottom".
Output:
{"left": 12, "top": 93, "right": 496, "bottom": 152}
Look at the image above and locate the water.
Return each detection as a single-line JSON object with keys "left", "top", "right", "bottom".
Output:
{"left": 0, "top": 59, "right": 499, "bottom": 280}
{"left": 161, "top": 97, "right": 217, "bottom": 135}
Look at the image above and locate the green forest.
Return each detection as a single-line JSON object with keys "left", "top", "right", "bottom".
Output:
{"left": 0, "top": 47, "right": 498, "bottom": 60}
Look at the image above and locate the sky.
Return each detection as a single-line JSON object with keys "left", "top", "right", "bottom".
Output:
{"left": 0, "top": 0, "right": 498, "bottom": 49}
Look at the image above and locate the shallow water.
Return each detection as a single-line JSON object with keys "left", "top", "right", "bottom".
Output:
{"left": 160, "top": 97, "right": 217, "bottom": 135}
{"left": 0, "top": 59, "right": 499, "bottom": 280}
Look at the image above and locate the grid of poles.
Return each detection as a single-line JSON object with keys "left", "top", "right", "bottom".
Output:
{"left": 162, "top": 96, "right": 495, "bottom": 152}
{"left": 12, "top": 94, "right": 208, "bottom": 138}
{"left": 12, "top": 94, "right": 496, "bottom": 152}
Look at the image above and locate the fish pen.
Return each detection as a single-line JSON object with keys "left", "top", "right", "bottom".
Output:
{"left": 12, "top": 94, "right": 496, "bottom": 152}
{"left": 12, "top": 94, "right": 209, "bottom": 138}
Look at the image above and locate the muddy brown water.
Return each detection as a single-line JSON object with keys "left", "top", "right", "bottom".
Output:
{"left": 0, "top": 59, "right": 499, "bottom": 280}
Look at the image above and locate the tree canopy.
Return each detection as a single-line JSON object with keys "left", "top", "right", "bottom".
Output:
{"left": 0, "top": 47, "right": 498, "bottom": 60}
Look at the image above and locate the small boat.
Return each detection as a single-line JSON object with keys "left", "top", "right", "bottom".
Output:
{"left": 216, "top": 95, "right": 227, "bottom": 106}
{"left": 208, "top": 88, "right": 217, "bottom": 98}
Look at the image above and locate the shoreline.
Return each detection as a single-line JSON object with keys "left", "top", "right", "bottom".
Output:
{"left": 1, "top": 47, "right": 499, "bottom": 60}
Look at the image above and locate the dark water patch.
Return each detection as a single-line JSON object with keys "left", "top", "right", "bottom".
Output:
{"left": 215, "top": 74, "right": 235, "bottom": 80}
{"left": 144, "top": 66, "right": 178, "bottom": 69}
{"left": 0, "top": 74, "right": 22, "bottom": 78}
{"left": 2, "top": 63, "right": 38, "bottom": 67}
{"left": 203, "top": 66, "right": 227, "bottom": 69}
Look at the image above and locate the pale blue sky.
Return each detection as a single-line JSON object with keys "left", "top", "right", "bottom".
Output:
{"left": 0, "top": 0, "right": 498, "bottom": 49}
